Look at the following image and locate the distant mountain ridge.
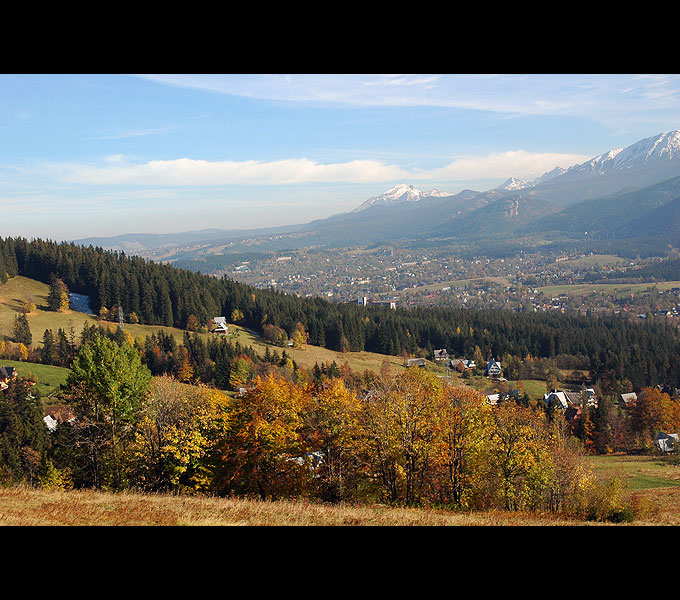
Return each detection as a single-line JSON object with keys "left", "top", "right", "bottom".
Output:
{"left": 71, "top": 130, "right": 680, "bottom": 257}
{"left": 351, "top": 183, "right": 452, "bottom": 212}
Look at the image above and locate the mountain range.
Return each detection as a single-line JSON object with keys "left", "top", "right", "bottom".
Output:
{"left": 72, "top": 130, "right": 680, "bottom": 258}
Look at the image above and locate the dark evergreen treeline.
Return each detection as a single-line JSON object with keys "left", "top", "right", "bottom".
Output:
{"left": 2, "top": 236, "right": 680, "bottom": 389}
{"left": 603, "top": 257, "right": 680, "bottom": 282}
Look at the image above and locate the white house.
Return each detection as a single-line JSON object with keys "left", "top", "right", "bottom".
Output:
{"left": 486, "top": 393, "right": 500, "bottom": 406}
{"left": 212, "top": 316, "right": 228, "bottom": 334}
{"left": 433, "top": 349, "right": 449, "bottom": 361}
{"left": 656, "top": 432, "right": 679, "bottom": 452}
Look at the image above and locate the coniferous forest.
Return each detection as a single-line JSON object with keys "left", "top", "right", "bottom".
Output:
{"left": 1, "top": 235, "right": 679, "bottom": 390}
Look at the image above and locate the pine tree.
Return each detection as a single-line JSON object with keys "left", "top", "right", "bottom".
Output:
{"left": 12, "top": 313, "right": 32, "bottom": 345}
{"left": 47, "top": 276, "right": 70, "bottom": 312}
{"left": 41, "top": 329, "right": 57, "bottom": 365}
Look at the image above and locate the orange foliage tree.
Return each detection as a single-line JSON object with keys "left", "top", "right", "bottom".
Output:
{"left": 215, "top": 372, "right": 310, "bottom": 499}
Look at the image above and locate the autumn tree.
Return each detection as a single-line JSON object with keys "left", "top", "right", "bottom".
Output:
{"left": 21, "top": 298, "right": 36, "bottom": 314}
{"left": 47, "top": 276, "right": 69, "bottom": 312}
{"left": 361, "top": 368, "right": 443, "bottom": 505}
{"left": 430, "top": 384, "right": 493, "bottom": 508}
{"left": 262, "top": 323, "right": 288, "bottom": 347}
{"left": 630, "top": 387, "right": 680, "bottom": 450}
{"left": 229, "top": 355, "right": 253, "bottom": 390}
{"left": 302, "top": 378, "right": 365, "bottom": 502}
{"left": 215, "top": 372, "right": 309, "bottom": 500}
{"left": 131, "top": 375, "right": 231, "bottom": 493}
{"left": 185, "top": 314, "right": 200, "bottom": 332}
{"left": 291, "top": 322, "right": 309, "bottom": 349}
{"left": 486, "top": 403, "right": 555, "bottom": 511}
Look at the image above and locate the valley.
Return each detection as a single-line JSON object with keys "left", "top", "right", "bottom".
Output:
{"left": 70, "top": 131, "right": 680, "bottom": 326}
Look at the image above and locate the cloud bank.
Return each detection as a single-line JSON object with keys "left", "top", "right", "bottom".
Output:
{"left": 43, "top": 150, "right": 589, "bottom": 187}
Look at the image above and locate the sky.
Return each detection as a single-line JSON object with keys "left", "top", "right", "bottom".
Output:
{"left": 2, "top": 73, "right": 680, "bottom": 241}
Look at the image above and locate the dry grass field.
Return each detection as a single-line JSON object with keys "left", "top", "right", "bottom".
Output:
{"left": 1, "top": 475, "right": 678, "bottom": 526}
{"left": 0, "top": 486, "right": 608, "bottom": 526}
{"left": 3, "top": 454, "right": 679, "bottom": 526}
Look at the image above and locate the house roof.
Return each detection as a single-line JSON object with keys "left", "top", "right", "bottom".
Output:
{"left": 486, "top": 393, "right": 500, "bottom": 405}
{"left": 621, "top": 392, "right": 637, "bottom": 404}
{"left": 407, "top": 358, "right": 426, "bottom": 367}
{"left": 544, "top": 390, "right": 569, "bottom": 409}
{"left": 0, "top": 366, "right": 16, "bottom": 379}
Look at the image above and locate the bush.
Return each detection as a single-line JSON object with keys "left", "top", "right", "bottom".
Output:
{"left": 580, "top": 476, "right": 658, "bottom": 523}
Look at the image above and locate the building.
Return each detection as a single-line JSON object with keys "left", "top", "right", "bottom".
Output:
{"left": 486, "top": 393, "right": 500, "bottom": 406}
{"left": 406, "top": 358, "right": 426, "bottom": 368}
{"left": 0, "top": 366, "right": 17, "bottom": 390}
{"left": 485, "top": 358, "right": 502, "bottom": 378}
{"left": 212, "top": 317, "right": 228, "bottom": 334}
{"left": 544, "top": 389, "right": 569, "bottom": 410}
{"left": 433, "top": 349, "right": 449, "bottom": 362}
{"left": 450, "top": 358, "right": 476, "bottom": 371}
{"left": 545, "top": 388, "right": 598, "bottom": 411}
{"left": 656, "top": 432, "right": 679, "bottom": 453}
{"left": 619, "top": 392, "right": 638, "bottom": 407}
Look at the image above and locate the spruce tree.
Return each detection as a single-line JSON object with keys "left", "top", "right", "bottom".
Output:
{"left": 12, "top": 313, "right": 32, "bottom": 345}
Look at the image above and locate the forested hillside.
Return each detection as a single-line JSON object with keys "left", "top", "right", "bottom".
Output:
{"left": 1, "top": 236, "right": 679, "bottom": 389}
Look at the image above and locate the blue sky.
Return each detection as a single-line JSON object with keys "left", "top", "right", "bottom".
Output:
{"left": 2, "top": 73, "right": 680, "bottom": 241}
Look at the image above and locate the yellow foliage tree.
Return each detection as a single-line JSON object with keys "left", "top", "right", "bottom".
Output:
{"left": 291, "top": 322, "right": 309, "bottom": 349}
{"left": 361, "top": 368, "right": 443, "bottom": 505}
{"left": 430, "top": 384, "right": 494, "bottom": 508}
{"left": 303, "top": 378, "right": 365, "bottom": 502}
{"left": 132, "top": 375, "right": 231, "bottom": 493}
{"left": 487, "top": 403, "right": 556, "bottom": 511}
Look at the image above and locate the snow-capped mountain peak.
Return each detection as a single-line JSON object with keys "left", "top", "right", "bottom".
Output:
{"left": 496, "top": 177, "right": 528, "bottom": 191}
{"left": 563, "top": 130, "right": 680, "bottom": 178}
{"left": 352, "top": 183, "right": 451, "bottom": 212}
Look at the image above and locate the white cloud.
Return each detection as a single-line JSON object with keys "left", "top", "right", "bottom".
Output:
{"left": 420, "top": 150, "right": 590, "bottom": 181}
{"left": 40, "top": 150, "right": 587, "bottom": 187}
{"left": 47, "top": 156, "right": 410, "bottom": 185}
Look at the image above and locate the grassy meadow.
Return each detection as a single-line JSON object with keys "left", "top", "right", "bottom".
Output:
{"left": 0, "top": 359, "right": 70, "bottom": 400}
{"left": 0, "top": 275, "right": 412, "bottom": 379}
{"left": 2, "top": 454, "right": 680, "bottom": 525}
{"left": 536, "top": 280, "right": 680, "bottom": 299}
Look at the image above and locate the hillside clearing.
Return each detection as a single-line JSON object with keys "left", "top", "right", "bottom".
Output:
{"left": 0, "top": 276, "right": 409, "bottom": 376}
{"left": 0, "top": 359, "right": 69, "bottom": 399}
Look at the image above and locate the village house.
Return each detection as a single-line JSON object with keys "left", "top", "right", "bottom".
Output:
{"left": 485, "top": 358, "right": 502, "bottom": 378}
{"left": 211, "top": 316, "right": 228, "bottom": 334}
{"left": 655, "top": 432, "right": 679, "bottom": 453}
{"left": 0, "top": 366, "right": 17, "bottom": 391}
{"left": 486, "top": 393, "right": 500, "bottom": 406}
{"left": 544, "top": 388, "right": 598, "bottom": 411}
{"left": 544, "top": 389, "right": 569, "bottom": 410}
{"left": 406, "top": 358, "right": 427, "bottom": 368}
{"left": 433, "top": 349, "right": 449, "bottom": 362}
{"left": 619, "top": 392, "right": 637, "bottom": 407}
{"left": 450, "top": 358, "right": 476, "bottom": 371}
